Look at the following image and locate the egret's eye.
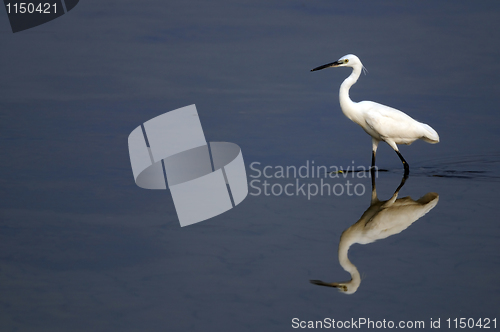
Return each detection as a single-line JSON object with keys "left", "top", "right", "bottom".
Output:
{"left": 344, "top": 59, "right": 349, "bottom": 63}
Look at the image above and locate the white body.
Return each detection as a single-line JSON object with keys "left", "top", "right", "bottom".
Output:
{"left": 338, "top": 56, "right": 439, "bottom": 152}
{"left": 313, "top": 54, "right": 439, "bottom": 168}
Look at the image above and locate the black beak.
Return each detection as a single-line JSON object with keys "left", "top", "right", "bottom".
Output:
{"left": 310, "top": 280, "right": 340, "bottom": 288}
{"left": 311, "top": 60, "right": 342, "bottom": 72}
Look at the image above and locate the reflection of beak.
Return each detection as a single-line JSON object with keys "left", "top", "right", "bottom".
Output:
{"left": 311, "top": 60, "right": 342, "bottom": 72}
{"left": 310, "top": 280, "right": 341, "bottom": 288}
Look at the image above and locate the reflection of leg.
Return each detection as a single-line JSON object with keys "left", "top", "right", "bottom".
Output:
{"left": 370, "top": 167, "right": 377, "bottom": 203}
{"left": 395, "top": 150, "right": 410, "bottom": 176}
{"left": 370, "top": 166, "right": 377, "bottom": 190}
{"left": 394, "top": 174, "right": 408, "bottom": 195}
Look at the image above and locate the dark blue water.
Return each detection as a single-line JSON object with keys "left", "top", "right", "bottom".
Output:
{"left": 1, "top": 1, "right": 499, "bottom": 331}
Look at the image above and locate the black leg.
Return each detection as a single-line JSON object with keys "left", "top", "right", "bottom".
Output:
{"left": 395, "top": 150, "right": 410, "bottom": 176}
{"left": 371, "top": 151, "right": 376, "bottom": 169}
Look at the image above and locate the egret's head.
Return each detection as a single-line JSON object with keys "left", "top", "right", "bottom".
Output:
{"left": 310, "top": 279, "right": 360, "bottom": 295}
{"left": 311, "top": 54, "right": 363, "bottom": 72}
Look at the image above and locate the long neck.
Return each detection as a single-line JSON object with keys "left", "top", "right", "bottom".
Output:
{"left": 338, "top": 233, "right": 361, "bottom": 284}
{"left": 339, "top": 65, "right": 362, "bottom": 122}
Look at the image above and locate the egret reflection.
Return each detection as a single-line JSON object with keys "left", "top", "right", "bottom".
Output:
{"left": 311, "top": 172, "right": 439, "bottom": 294}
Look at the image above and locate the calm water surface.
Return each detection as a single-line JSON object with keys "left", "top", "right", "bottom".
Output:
{"left": 1, "top": 1, "right": 499, "bottom": 331}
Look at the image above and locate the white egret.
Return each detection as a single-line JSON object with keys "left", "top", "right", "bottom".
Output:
{"left": 311, "top": 54, "right": 439, "bottom": 175}
{"left": 311, "top": 173, "right": 439, "bottom": 294}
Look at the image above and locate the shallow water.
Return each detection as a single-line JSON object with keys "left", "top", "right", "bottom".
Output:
{"left": 1, "top": 1, "right": 500, "bottom": 331}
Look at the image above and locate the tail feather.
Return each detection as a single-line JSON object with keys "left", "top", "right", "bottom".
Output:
{"left": 420, "top": 123, "right": 439, "bottom": 143}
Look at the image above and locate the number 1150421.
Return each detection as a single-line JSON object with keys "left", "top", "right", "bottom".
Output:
{"left": 5, "top": 3, "right": 58, "bottom": 14}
